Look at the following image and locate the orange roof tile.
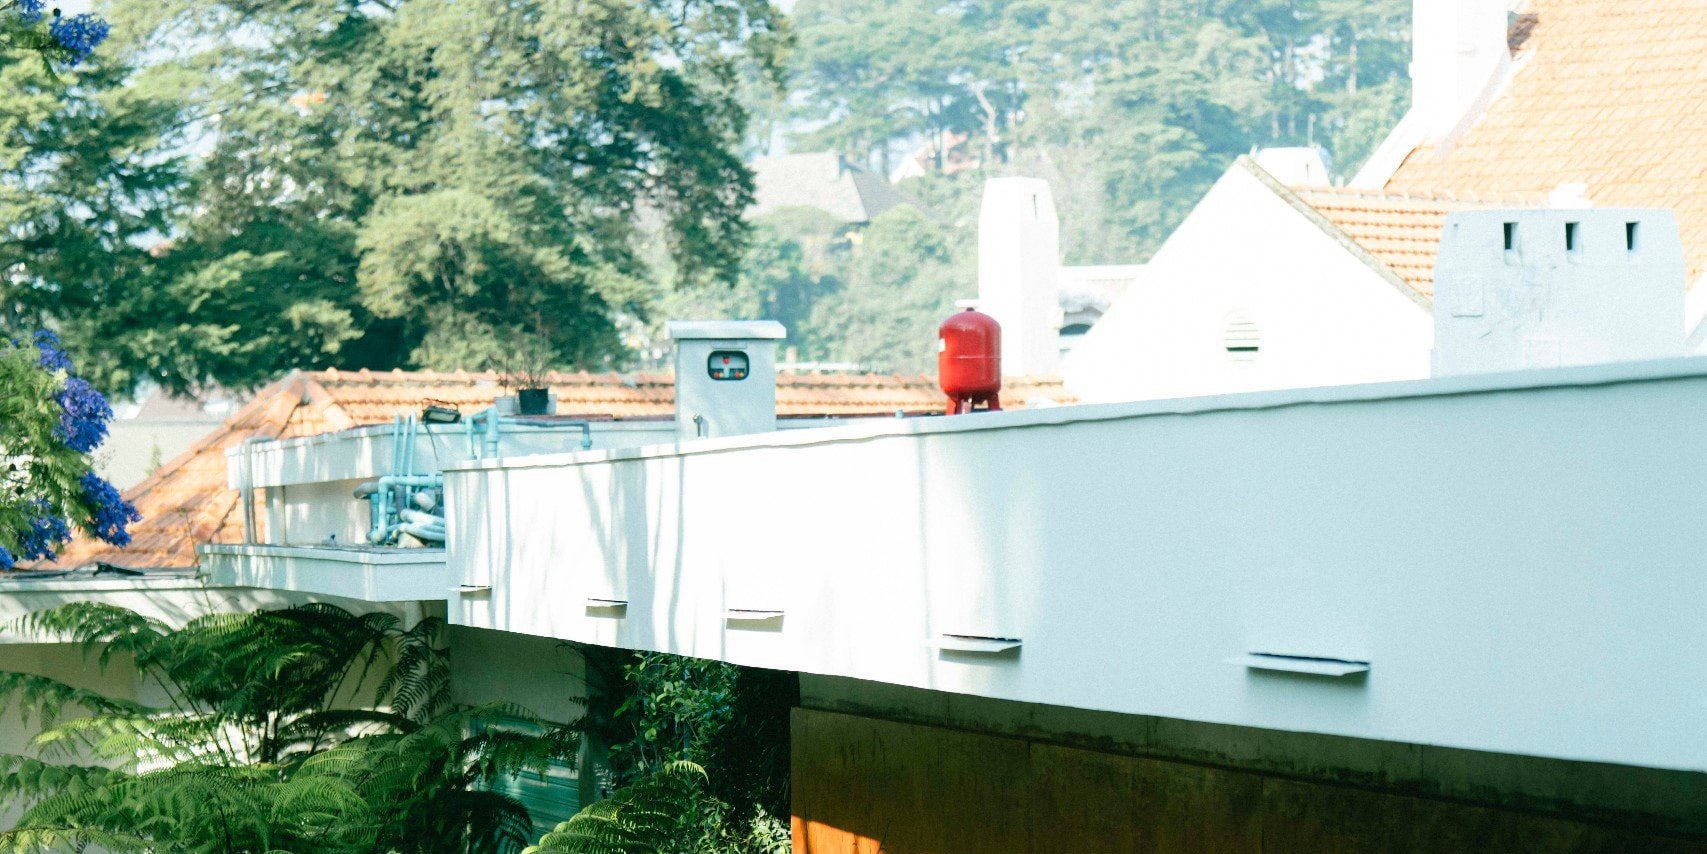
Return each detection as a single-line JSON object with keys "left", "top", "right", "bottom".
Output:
{"left": 1382, "top": 0, "right": 1707, "bottom": 281}
{"left": 1290, "top": 187, "right": 1500, "bottom": 298}
{"left": 31, "top": 370, "right": 1072, "bottom": 571}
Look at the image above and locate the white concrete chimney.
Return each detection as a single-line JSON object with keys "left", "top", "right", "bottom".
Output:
{"left": 978, "top": 178, "right": 1061, "bottom": 377}
{"left": 1433, "top": 210, "right": 1685, "bottom": 377}
{"left": 1253, "top": 147, "right": 1332, "bottom": 186}
{"left": 1411, "top": 0, "right": 1511, "bottom": 145}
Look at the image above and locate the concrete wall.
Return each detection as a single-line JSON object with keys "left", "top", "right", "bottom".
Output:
{"left": 268, "top": 479, "right": 372, "bottom": 545}
{"left": 1064, "top": 162, "right": 1432, "bottom": 403}
{"left": 798, "top": 675, "right": 1707, "bottom": 846}
{"left": 792, "top": 707, "right": 1707, "bottom": 854}
{"left": 445, "top": 357, "right": 1707, "bottom": 774}
{"left": 447, "top": 626, "right": 586, "bottom": 725}
{"left": 98, "top": 419, "right": 218, "bottom": 490}
{"left": 1434, "top": 209, "right": 1686, "bottom": 376}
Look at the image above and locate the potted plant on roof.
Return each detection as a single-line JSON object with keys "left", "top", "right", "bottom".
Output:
{"left": 499, "top": 338, "right": 555, "bottom": 416}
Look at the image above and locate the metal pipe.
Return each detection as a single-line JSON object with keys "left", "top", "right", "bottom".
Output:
{"left": 399, "top": 508, "right": 443, "bottom": 526}
{"left": 238, "top": 437, "right": 262, "bottom": 545}
{"left": 494, "top": 418, "right": 594, "bottom": 451}
{"left": 484, "top": 408, "right": 501, "bottom": 458}
{"left": 390, "top": 414, "right": 403, "bottom": 475}
{"left": 358, "top": 474, "right": 444, "bottom": 545}
{"left": 353, "top": 475, "right": 443, "bottom": 498}
{"left": 398, "top": 521, "right": 446, "bottom": 543}
{"left": 402, "top": 414, "right": 417, "bottom": 477}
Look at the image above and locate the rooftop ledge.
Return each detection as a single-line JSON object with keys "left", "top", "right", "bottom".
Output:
{"left": 200, "top": 544, "right": 447, "bottom": 602}
{"left": 440, "top": 352, "right": 1707, "bottom": 773}
{"left": 443, "top": 355, "right": 1707, "bottom": 473}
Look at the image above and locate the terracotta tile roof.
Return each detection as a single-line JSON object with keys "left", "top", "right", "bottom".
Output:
{"left": 1382, "top": 0, "right": 1707, "bottom": 281}
{"left": 1289, "top": 187, "right": 1501, "bottom": 298}
{"left": 30, "top": 369, "right": 1072, "bottom": 572}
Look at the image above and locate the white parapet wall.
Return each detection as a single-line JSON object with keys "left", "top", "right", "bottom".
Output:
{"left": 445, "top": 358, "right": 1707, "bottom": 774}
{"left": 1434, "top": 209, "right": 1686, "bottom": 376}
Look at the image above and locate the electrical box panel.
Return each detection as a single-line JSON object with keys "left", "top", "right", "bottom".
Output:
{"left": 667, "top": 321, "right": 786, "bottom": 440}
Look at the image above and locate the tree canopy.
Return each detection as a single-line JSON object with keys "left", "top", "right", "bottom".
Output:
{"left": 785, "top": 0, "right": 1409, "bottom": 260}
{"left": 2, "top": 0, "right": 788, "bottom": 394}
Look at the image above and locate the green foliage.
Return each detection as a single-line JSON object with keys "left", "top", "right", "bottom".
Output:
{"left": 786, "top": 0, "right": 1411, "bottom": 260}
{"left": 0, "top": 31, "right": 185, "bottom": 396}
{"left": 4, "top": 0, "right": 789, "bottom": 393}
{"left": 0, "top": 602, "right": 579, "bottom": 854}
{"left": 0, "top": 336, "right": 137, "bottom": 568}
{"left": 0, "top": 344, "right": 82, "bottom": 559}
{"left": 662, "top": 222, "right": 830, "bottom": 340}
{"left": 527, "top": 760, "right": 707, "bottom": 854}
{"left": 553, "top": 651, "right": 795, "bottom": 854}
{"left": 800, "top": 206, "right": 966, "bottom": 373}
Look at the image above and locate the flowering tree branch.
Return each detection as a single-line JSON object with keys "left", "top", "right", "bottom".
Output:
{"left": 2, "top": 0, "right": 109, "bottom": 69}
{"left": 0, "top": 334, "right": 138, "bottom": 570}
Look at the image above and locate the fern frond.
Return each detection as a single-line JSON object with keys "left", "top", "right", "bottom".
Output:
{"left": 527, "top": 762, "right": 707, "bottom": 854}
{"left": 2, "top": 603, "right": 167, "bottom": 668}
{"left": 0, "top": 754, "right": 117, "bottom": 809}
{"left": 0, "top": 825, "right": 153, "bottom": 854}
{"left": 0, "top": 671, "right": 147, "bottom": 730}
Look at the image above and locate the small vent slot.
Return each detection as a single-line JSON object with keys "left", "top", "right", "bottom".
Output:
{"left": 1626, "top": 221, "right": 1640, "bottom": 252}
{"left": 1223, "top": 313, "right": 1261, "bottom": 363}
{"left": 1565, "top": 221, "right": 1581, "bottom": 255}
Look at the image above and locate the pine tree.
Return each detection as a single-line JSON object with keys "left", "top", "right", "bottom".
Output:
{"left": 3, "top": 0, "right": 788, "bottom": 394}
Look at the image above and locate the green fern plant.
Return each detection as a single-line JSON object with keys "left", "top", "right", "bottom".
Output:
{"left": 526, "top": 761, "right": 707, "bottom": 854}
{"left": 0, "top": 602, "right": 579, "bottom": 854}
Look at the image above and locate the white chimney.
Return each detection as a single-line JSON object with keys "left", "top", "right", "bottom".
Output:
{"left": 1411, "top": 0, "right": 1511, "bottom": 145}
{"left": 1432, "top": 210, "right": 1685, "bottom": 377}
{"left": 1253, "top": 147, "right": 1332, "bottom": 186}
{"left": 978, "top": 177, "right": 1061, "bottom": 377}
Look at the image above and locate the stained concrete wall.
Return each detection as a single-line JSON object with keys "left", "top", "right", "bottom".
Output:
{"left": 793, "top": 700, "right": 1707, "bottom": 854}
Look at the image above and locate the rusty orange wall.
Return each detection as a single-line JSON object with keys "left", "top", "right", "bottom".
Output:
{"left": 792, "top": 708, "right": 1707, "bottom": 854}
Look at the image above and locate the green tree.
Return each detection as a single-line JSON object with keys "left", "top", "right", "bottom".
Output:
{"left": 0, "top": 4, "right": 180, "bottom": 397}
{"left": 0, "top": 602, "right": 579, "bottom": 854}
{"left": 786, "top": 0, "right": 1410, "bottom": 260}
{"left": 801, "top": 206, "right": 965, "bottom": 373}
{"left": 0, "top": 333, "right": 138, "bottom": 572}
{"left": 6, "top": 0, "right": 789, "bottom": 394}
{"left": 662, "top": 217, "right": 837, "bottom": 341}
{"left": 539, "top": 651, "right": 794, "bottom": 854}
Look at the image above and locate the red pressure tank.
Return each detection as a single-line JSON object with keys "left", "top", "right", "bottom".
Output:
{"left": 938, "top": 308, "right": 1002, "bottom": 415}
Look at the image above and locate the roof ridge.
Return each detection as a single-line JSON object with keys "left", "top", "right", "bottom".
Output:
{"left": 1290, "top": 184, "right": 1529, "bottom": 207}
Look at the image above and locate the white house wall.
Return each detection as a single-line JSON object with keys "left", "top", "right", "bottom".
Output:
{"left": 1063, "top": 163, "right": 1432, "bottom": 403}
{"left": 446, "top": 358, "right": 1707, "bottom": 774}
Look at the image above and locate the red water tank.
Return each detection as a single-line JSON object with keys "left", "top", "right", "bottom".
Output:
{"left": 938, "top": 308, "right": 1002, "bottom": 415}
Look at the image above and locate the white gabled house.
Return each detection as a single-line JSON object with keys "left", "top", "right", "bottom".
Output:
{"left": 1053, "top": 0, "right": 1707, "bottom": 403}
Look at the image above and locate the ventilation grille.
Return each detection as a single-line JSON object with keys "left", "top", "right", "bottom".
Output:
{"left": 1223, "top": 313, "right": 1262, "bottom": 363}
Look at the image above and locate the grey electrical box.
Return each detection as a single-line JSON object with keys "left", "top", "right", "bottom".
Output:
{"left": 667, "top": 320, "right": 787, "bottom": 440}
